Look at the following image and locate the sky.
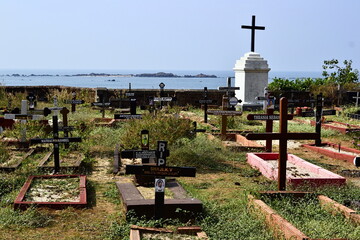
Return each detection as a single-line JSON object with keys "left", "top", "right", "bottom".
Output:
{"left": 0, "top": 0, "right": 359, "bottom": 72}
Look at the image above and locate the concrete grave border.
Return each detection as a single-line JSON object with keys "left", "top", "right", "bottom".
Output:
{"left": 130, "top": 225, "right": 208, "bottom": 240}
{"left": 249, "top": 192, "right": 357, "bottom": 240}
{"left": 0, "top": 148, "right": 36, "bottom": 172}
{"left": 14, "top": 174, "right": 87, "bottom": 210}
{"left": 302, "top": 142, "right": 360, "bottom": 164}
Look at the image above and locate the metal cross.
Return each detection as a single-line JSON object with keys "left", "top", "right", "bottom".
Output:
{"left": 241, "top": 15, "right": 265, "bottom": 52}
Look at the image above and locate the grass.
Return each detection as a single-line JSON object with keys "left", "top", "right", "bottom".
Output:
{"left": 2, "top": 92, "right": 360, "bottom": 239}
{"left": 263, "top": 194, "right": 360, "bottom": 239}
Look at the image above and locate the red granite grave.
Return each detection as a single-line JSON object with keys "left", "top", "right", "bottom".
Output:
{"left": 302, "top": 142, "right": 360, "bottom": 164}
{"left": 247, "top": 153, "right": 346, "bottom": 187}
{"left": 14, "top": 174, "right": 87, "bottom": 210}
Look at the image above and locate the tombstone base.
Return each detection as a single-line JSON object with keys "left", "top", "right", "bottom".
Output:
{"left": 116, "top": 179, "right": 202, "bottom": 221}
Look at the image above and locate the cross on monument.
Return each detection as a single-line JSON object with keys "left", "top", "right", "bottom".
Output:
{"left": 246, "top": 98, "right": 319, "bottom": 190}
{"left": 241, "top": 15, "right": 265, "bottom": 52}
{"left": 30, "top": 114, "right": 82, "bottom": 173}
{"left": 125, "top": 140, "right": 196, "bottom": 219}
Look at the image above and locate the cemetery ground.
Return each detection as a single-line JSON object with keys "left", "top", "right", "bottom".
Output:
{"left": 2, "top": 100, "right": 360, "bottom": 239}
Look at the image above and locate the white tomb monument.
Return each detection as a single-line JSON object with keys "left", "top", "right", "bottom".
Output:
{"left": 234, "top": 52, "right": 270, "bottom": 110}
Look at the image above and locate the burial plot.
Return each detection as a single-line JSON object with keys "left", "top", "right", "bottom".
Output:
{"left": 152, "top": 82, "right": 177, "bottom": 110}
{"left": 116, "top": 140, "right": 202, "bottom": 220}
{"left": 14, "top": 174, "right": 87, "bottom": 210}
{"left": 248, "top": 193, "right": 358, "bottom": 240}
{"left": 30, "top": 114, "right": 82, "bottom": 173}
{"left": 0, "top": 148, "right": 36, "bottom": 172}
{"left": 65, "top": 91, "right": 85, "bottom": 113}
{"left": 246, "top": 97, "right": 320, "bottom": 190}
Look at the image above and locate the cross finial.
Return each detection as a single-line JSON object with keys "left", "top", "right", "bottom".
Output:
{"left": 241, "top": 15, "right": 265, "bottom": 52}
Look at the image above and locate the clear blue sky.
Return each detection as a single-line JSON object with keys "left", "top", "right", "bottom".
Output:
{"left": 0, "top": 0, "right": 359, "bottom": 72}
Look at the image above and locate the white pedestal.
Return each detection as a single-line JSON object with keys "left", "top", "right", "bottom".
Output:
{"left": 234, "top": 52, "right": 270, "bottom": 110}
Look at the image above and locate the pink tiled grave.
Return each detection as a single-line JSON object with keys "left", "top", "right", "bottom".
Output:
{"left": 14, "top": 174, "right": 87, "bottom": 210}
{"left": 247, "top": 153, "right": 346, "bottom": 187}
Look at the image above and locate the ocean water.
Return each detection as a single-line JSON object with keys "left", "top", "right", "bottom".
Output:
{"left": 0, "top": 69, "right": 323, "bottom": 90}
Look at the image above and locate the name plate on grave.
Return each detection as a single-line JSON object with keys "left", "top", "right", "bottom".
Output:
{"left": 153, "top": 97, "right": 173, "bottom": 102}
{"left": 114, "top": 114, "right": 142, "bottom": 119}
{"left": 126, "top": 165, "right": 196, "bottom": 177}
{"left": 30, "top": 137, "right": 82, "bottom": 144}
{"left": 199, "top": 99, "right": 213, "bottom": 104}
{"left": 92, "top": 102, "right": 111, "bottom": 106}
{"left": 207, "top": 110, "right": 242, "bottom": 116}
{"left": 125, "top": 92, "right": 135, "bottom": 97}
{"left": 67, "top": 100, "right": 85, "bottom": 104}
{"left": 301, "top": 111, "right": 315, "bottom": 117}
{"left": 247, "top": 114, "right": 293, "bottom": 120}
{"left": 121, "top": 150, "right": 157, "bottom": 159}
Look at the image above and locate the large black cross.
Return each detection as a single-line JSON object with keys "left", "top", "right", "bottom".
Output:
{"left": 300, "top": 93, "right": 336, "bottom": 146}
{"left": 66, "top": 91, "right": 85, "bottom": 113}
{"left": 246, "top": 98, "right": 319, "bottom": 191}
{"left": 30, "top": 115, "right": 82, "bottom": 173}
{"left": 241, "top": 15, "right": 265, "bottom": 52}
{"left": 125, "top": 140, "right": 196, "bottom": 220}
{"left": 199, "top": 87, "right": 214, "bottom": 123}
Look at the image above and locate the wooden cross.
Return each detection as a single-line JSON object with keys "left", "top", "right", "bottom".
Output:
{"left": 30, "top": 115, "right": 82, "bottom": 173}
{"left": 255, "top": 87, "right": 276, "bottom": 110}
{"left": 247, "top": 109, "right": 293, "bottom": 152}
{"left": 210, "top": 78, "right": 241, "bottom": 138}
{"left": 246, "top": 98, "right": 319, "bottom": 190}
{"left": 4, "top": 100, "right": 45, "bottom": 143}
{"left": 353, "top": 92, "right": 360, "bottom": 108}
{"left": 125, "top": 140, "right": 196, "bottom": 219}
{"left": 300, "top": 93, "right": 335, "bottom": 146}
{"left": 198, "top": 87, "right": 214, "bottom": 123}
{"left": 241, "top": 15, "right": 265, "bottom": 52}
{"left": 66, "top": 91, "right": 85, "bottom": 113}
{"left": 91, "top": 100, "right": 111, "bottom": 118}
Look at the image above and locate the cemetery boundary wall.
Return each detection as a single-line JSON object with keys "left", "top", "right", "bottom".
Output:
{"left": 1, "top": 86, "right": 226, "bottom": 108}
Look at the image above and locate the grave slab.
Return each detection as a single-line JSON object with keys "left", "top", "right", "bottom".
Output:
{"left": 247, "top": 153, "right": 346, "bottom": 187}
{"left": 116, "top": 180, "right": 202, "bottom": 220}
{"left": 302, "top": 142, "right": 360, "bottom": 164}
{"left": 91, "top": 118, "right": 117, "bottom": 127}
{"left": 14, "top": 174, "right": 87, "bottom": 210}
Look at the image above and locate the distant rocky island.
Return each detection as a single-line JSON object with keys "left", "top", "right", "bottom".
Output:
{"left": 5, "top": 72, "right": 217, "bottom": 78}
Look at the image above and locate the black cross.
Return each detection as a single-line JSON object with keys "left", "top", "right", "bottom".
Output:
{"left": 125, "top": 140, "right": 196, "bottom": 220}
{"left": 300, "top": 93, "right": 335, "bottom": 146}
{"left": 199, "top": 87, "right": 214, "bottom": 123}
{"left": 241, "top": 15, "right": 265, "bottom": 52}
{"left": 30, "top": 115, "right": 81, "bottom": 173}
{"left": 66, "top": 92, "right": 85, "bottom": 113}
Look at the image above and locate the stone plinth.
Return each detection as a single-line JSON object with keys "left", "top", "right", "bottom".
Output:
{"left": 234, "top": 52, "right": 270, "bottom": 109}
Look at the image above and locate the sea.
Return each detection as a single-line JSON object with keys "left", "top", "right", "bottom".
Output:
{"left": 0, "top": 69, "right": 323, "bottom": 90}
